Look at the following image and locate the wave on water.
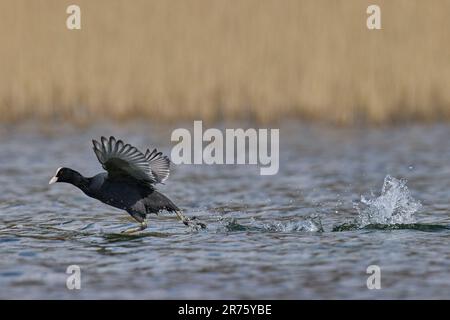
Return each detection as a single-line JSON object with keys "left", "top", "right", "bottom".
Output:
{"left": 257, "top": 217, "right": 323, "bottom": 232}
{"left": 332, "top": 222, "right": 450, "bottom": 232}
{"left": 221, "top": 215, "right": 323, "bottom": 233}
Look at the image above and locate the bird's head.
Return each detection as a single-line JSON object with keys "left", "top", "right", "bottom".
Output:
{"left": 49, "top": 167, "right": 78, "bottom": 185}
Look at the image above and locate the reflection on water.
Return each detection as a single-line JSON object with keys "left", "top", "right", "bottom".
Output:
{"left": 0, "top": 121, "right": 450, "bottom": 299}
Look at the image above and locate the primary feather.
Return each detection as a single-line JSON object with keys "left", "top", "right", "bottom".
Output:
{"left": 92, "top": 136, "right": 170, "bottom": 184}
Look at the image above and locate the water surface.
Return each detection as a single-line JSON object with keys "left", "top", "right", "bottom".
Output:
{"left": 0, "top": 122, "right": 449, "bottom": 299}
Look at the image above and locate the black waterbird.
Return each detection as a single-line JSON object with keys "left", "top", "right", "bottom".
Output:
{"left": 49, "top": 136, "right": 205, "bottom": 233}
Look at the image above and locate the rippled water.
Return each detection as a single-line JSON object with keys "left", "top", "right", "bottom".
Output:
{"left": 1, "top": 121, "right": 449, "bottom": 299}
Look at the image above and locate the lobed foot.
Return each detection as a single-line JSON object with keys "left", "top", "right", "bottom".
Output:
{"left": 175, "top": 211, "right": 207, "bottom": 230}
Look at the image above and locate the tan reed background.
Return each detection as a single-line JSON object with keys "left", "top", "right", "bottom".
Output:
{"left": 1, "top": 0, "right": 450, "bottom": 125}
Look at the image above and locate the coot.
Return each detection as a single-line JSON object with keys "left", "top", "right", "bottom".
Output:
{"left": 49, "top": 136, "right": 205, "bottom": 233}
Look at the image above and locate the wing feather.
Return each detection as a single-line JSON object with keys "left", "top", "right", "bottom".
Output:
{"left": 92, "top": 136, "right": 171, "bottom": 184}
{"left": 144, "top": 148, "right": 171, "bottom": 183}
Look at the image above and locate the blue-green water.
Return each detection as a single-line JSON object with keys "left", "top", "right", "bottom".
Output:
{"left": 0, "top": 122, "right": 449, "bottom": 299}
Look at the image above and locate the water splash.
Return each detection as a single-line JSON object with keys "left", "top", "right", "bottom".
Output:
{"left": 257, "top": 216, "right": 323, "bottom": 232}
{"left": 356, "top": 175, "right": 421, "bottom": 227}
{"left": 220, "top": 215, "right": 323, "bottom": 233}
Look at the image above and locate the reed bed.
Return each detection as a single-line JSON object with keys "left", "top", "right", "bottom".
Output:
{"left": 1, "top": 0, "right": 450, "bottom": 125}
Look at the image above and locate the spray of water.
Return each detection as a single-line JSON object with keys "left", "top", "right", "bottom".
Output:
{"left": 257, "top": 216, "right": 323, "bottom": 232}
{"left": 356, "top": 175, "right": 422, "bottom": 227}
{"left": 218, "top": 215, "right": 323, "bottom": 233}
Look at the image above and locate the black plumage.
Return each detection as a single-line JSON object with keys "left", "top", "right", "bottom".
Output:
{"left": 49, "top": 136, "right": 205, "bottom": 232}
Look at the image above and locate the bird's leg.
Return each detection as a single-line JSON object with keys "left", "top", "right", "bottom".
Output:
{"left": 175, "top": 211, "right": 207, "bottom": 230}
{"left": 121, "top": 220, "right": 148, "bottom": 234}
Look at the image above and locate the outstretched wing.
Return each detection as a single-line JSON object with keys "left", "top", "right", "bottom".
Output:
{"left": 144, "top": 148, "right": 171, "bottom": 183}
{"left": 92, "top": 136, "right": 170, "bottom": 184}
